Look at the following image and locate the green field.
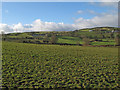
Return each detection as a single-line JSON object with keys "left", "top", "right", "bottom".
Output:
{"left": 57, "top": 36, "right": 83, "bottom": 44}
{"left": 91, "top": 41, "right": 115, "bottom": 45}
{"left": 2, "top": 41, "right": 119, "bottom": 88}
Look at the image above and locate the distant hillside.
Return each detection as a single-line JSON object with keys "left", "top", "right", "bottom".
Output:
{"left": 75, "top": 27, "right": 119, "bottom": 31}
{"left": 2, "top": 27, "right": 120, "bottom": 46}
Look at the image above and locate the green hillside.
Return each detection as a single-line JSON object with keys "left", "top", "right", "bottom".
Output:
{"left": 2, "top": 27, "right": 120, "bottom": 46}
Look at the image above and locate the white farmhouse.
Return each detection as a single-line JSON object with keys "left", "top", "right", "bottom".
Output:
{"left": 89, "top": 30, "right": 93, "bottom": 32}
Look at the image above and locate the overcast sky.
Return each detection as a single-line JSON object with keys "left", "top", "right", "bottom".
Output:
{"left": 0, "top": 1, "right": 118, "bottom": 33}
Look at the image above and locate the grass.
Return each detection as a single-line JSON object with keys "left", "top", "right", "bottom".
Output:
{"left": 8, "top": 33, "right": 33, "bottom": 39}
{"left": 57, "top": 36, "right": 83, "bottom": 44}
{"left": 91, "top": 41, "right": 115, "bottom": 45}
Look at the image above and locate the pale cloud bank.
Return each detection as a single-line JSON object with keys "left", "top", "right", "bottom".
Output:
{"left": 74, "top": 14, "right": 118, "bottom": 29}
{"left": 0, "top": 13, "right": 118, "bottom": 34}
{"left": 0, "top": 19, "right": 75, "bottom": 34}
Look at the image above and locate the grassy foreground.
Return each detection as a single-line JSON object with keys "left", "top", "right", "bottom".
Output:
{"left": 2, "top": 41, "right": 119, "bottom": 88}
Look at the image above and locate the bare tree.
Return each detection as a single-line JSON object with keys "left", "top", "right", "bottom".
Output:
{"left": 83, "top": 37, "right": 90, "bottom": 46}
{"left": 43, "top": 34, "right": 49, "bottom": 43}
{"left": 76, "top": 41, "right": 80, "bottom": 46}
{"left": 115, "top": 34, "right": 120, "bottom": 45}
{"left": 50, "top": 34, "right": 58, "bottom": 44}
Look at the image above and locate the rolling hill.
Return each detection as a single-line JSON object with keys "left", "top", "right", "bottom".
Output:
{"left": 2, "top": 27, "right": 120, "bottom": 46}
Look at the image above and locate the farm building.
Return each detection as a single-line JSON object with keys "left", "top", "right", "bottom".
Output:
{"left": 89, "top": 30, "right": 93, "bottom": 32}
{"left": 111, "top": 30, "right": 119, "bottom": 33}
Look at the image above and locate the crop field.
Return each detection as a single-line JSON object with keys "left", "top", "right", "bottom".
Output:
{"left": 2, "top": 41, "right": 119, "bottom": 88}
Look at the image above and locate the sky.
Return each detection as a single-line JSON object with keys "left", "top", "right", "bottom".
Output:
{"left": 0, "top": 1, "right": 118, "bottom": 33}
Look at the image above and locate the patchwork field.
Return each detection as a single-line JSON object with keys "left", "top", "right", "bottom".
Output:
{"left": 2, "top": 41, "right": 119, "bottom": 88}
